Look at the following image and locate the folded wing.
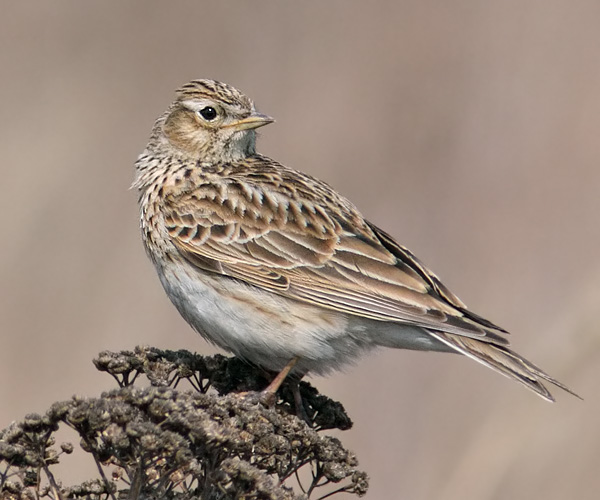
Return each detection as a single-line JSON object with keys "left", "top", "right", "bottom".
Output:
{"left": 163, "top": 162, "right": 509, "bottom": 345}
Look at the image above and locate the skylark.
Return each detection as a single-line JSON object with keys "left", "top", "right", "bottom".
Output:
{"left": 133, "top": 79, "right": 577, "bottom": 402}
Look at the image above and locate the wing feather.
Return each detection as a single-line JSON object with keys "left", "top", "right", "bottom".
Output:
{"left": 164, "top": 165, "right": 509, "bottom": 344}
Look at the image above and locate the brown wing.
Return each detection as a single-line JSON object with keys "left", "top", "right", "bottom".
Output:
{"left": 163, "top": 164, "right": 509, "bottom": 344}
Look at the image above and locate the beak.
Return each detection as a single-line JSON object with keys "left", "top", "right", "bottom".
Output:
{"left": 228, "top": 112, "right": 274, "bottom": 131}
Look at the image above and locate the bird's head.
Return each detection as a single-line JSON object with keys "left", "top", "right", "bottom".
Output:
{"left": 158, "top": 79, "right": 273, "bottom": 162}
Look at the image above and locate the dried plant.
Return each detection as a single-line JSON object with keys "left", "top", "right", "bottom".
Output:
{"left": 0, "top": 347, "right": 368, "bottom": 500}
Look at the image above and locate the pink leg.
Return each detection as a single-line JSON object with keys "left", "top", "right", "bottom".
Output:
{"left": 261, "top": 357, "right": 299, "bottom": 401}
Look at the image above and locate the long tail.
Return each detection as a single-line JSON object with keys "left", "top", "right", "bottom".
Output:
{"left": 428, "top": 331, "right": 580, "bottom": 402}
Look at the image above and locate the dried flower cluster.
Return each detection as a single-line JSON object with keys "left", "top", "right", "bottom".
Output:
{"left": 0, "top": 347, "right": 368, "bottom": 499}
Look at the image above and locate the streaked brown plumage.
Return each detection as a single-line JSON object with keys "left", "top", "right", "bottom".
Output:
{"left": 134, "top": 79, "right": 578, "bottom": 402}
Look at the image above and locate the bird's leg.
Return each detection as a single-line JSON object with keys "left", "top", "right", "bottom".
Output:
{"left": 290, "top": 378, "right": 310, "bottom": 422}
{"left": 260, "top": 356, "right": 299, "bottom": 405}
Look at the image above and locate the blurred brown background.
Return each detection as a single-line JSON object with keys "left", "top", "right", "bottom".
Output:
{"left": 1, "top": 1, "right": 598, "bottom": 499}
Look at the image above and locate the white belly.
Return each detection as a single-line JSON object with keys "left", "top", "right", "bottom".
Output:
{"left": 155, "top": 260, "right": 452, "bottom": 375}
{"left": 157, "top": 261, "right": 376, "bottom": 374}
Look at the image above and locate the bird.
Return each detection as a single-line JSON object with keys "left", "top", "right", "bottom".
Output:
{"left": 133, "top": 79, "right": 577, "bottom": 403}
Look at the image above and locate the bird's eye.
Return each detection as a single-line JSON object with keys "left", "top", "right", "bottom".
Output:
{"left": 198, "top": 106, "right": 218, "bottom": 121}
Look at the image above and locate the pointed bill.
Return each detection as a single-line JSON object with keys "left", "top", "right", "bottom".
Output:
{"left": 227, "top": 112, "right": 274, "bottom": 131}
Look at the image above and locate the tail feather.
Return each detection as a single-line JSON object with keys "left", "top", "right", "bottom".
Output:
{"left": 428, "top": 331, "right": 580, "bottom": 402}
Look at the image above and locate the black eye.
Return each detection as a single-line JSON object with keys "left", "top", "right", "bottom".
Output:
{"left": 199, "top": 106, "right": 218, "bottom": 121}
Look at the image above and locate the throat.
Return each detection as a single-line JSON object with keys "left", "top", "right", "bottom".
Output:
{"left": 228, "top": 130, "right": 257, "bottom": 160}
